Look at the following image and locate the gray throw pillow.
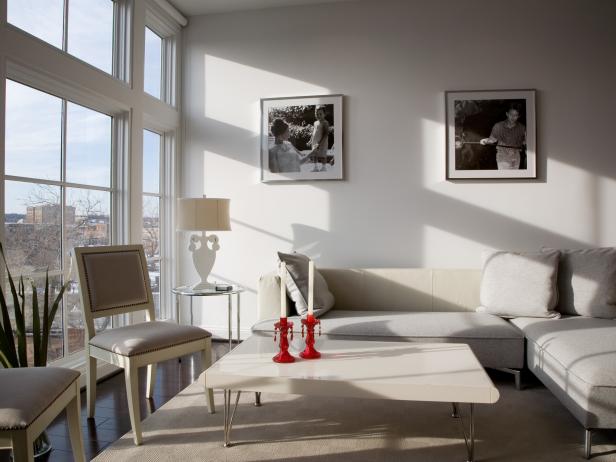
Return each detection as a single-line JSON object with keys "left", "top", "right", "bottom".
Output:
{"left": 477, "top": 250, "right": 561, "bottom": 318}
{"left": 277, "top": 251, "right": 335, "bottom": 317}
{"left": 544, "top": 247, "right": 616, "bottom": 318}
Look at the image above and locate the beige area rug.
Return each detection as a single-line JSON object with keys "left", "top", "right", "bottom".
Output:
{"left": 94, "top": 374, "right": 616, "bottom": 462}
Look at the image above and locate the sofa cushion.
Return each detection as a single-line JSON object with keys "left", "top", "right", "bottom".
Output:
{"left": 253, "top": 310, "right": 525, "bottom": 369}
{"left": 278, "top": 252, "right": 335, "bottom": 317}
{"left": 511, "top": 316, "right": 616, "bottom": 428}
{"left": 545, "top": 247, "right": 616, "bottom": 318}
{"left": 478, "top": 250, "right": 560, "bottom": 318}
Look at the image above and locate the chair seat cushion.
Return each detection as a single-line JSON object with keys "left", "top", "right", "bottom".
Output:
{"left": 252, "top": 310, "right": 525, "bottom": 368}
{"left": 89, "top": 321, "right": 211, "bottom": 357}
{"left": 0, "top": 367, "right": 80, "bottom": 430}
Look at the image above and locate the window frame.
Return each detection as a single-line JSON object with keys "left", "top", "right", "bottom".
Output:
{"left": 1, "top": 0, "right": 185, "bottom": 375}
{"left": 3, "top": 74, "right": 126, "bottom": 365}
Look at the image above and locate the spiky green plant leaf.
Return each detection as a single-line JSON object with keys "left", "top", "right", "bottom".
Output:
{"left": 41, "top": 281, "right": 67, "bottom": 366}
{"left": 32, "top": 282, "right": 41, "bottom": 367}
{"left": 0, "top": 242, "right": 20, "bottom": 366}
{"left": 14, "top": 275, "right": 27, "bottom": 367}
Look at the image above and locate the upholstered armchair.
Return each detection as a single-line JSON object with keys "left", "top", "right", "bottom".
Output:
{"left": 74, "top": 244, "right": 215, "bottom": 445}
{"left": 0, "top": 367, "right": 85, "bottom": 461}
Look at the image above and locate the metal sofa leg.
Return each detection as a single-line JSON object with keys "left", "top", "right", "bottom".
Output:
{"left": 494, "top": 368, "right": 523, "bottom": 390}
{"left": 585, "top": 429, "right": 592, "bottom": 459}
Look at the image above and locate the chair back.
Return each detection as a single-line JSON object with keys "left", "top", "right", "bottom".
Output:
{"left": 74, "top": 245, "right": 155, "bottom": 339}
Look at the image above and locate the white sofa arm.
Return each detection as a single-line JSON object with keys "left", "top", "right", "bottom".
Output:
{"left": 257, "top": 271, "right": 283, "bottom": 321}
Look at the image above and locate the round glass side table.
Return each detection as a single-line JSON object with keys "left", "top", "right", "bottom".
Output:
{"left": 172, "top": 286, "right": 244, "bottom": 351}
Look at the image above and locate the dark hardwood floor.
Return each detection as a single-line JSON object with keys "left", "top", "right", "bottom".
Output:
{"left": 0, "top": 341, "right": 231, "bottom": 462}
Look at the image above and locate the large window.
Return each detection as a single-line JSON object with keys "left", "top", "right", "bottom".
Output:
{"left": 2, "top": 0, "right": 183, "bottom": 370}
{"left": 142, "top": 130, "right": 162, "bottom": 319}
{"left": 7, "top": 0, "right": 116, "bottom": 74}
{"left": 4, "top": 79, "right": 113, "bottom": 362}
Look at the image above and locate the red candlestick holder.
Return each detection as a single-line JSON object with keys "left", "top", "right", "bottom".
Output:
{"left": 300, "top": 314, "right": 322, "bottom": 359}
{"left": 273, "top": 317, "right": 295, "bottom": 363}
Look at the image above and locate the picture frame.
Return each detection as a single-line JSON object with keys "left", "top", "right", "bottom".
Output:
{"left": 445, "top": 89, "right": 536, "bottom": 180}
{"left": 260, "top": 94, "right": 343, "bottom": 182}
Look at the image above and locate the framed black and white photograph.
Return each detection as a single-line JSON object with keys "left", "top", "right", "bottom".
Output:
{"left": 446, "top": 90, "right": 536, "bottom": 180}
{"left": 261, "top": 94, "right": 343, "bottom": 182}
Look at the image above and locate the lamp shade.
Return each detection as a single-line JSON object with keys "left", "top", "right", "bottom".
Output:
{"left": 176, "top": 197, "right": 231, "bottom": 231}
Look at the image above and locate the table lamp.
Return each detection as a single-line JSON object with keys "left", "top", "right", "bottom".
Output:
{"left": 177, "top": 197, "right": 231, "bottom": 290}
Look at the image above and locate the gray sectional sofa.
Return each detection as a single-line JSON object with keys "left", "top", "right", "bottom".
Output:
{"left": 254, "top": 267, "right": 616, "bottom": 458}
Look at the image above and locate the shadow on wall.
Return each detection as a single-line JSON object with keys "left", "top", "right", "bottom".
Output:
{"left": 188, "top": 1, "right": 614, "bottom": 286}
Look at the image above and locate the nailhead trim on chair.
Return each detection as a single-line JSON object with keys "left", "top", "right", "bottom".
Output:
{"left": 90, "top": 332, "right": 212, "bottom": 357}
{"left": 0, "top": 376, "right": 78, "bottom": 431}
{"left": 81, "top": 249, "right": 151, "bottom": 313}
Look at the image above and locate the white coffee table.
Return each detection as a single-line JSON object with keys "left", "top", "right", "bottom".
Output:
{"left": 204, "top": 334, "right": 500, "bottom": 461}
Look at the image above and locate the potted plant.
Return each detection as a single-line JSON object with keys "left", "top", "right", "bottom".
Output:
{"left": 0, "top": 242, "right": 69, "bottom": 457}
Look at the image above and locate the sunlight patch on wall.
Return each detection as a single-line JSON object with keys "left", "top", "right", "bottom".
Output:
{"left": 204, "top": 55, "right": 329, "bottom": 133}
{"left": 421, "top": 118, "right": 446, "bottom": 185}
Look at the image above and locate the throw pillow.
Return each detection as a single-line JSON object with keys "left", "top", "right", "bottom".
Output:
{"left": 543, "top": 247, "right": 616, "bottom": 318}
{"left": 277, "top": 251, "right": 335, "bottom": 317}
{"left": 477, "top": 250, "right": 561, "bottom": 318}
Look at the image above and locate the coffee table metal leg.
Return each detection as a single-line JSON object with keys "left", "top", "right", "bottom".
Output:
{"left": 456, "top": 403, "right": 475, "bottom": 462}
{"left": 255, "top": 392, "right": 262, "bottom": 407}
{"left": 223, "top": 389, "right": 241, "bottom": 448}
{"left": 451, "top": 402, "right": 459, "bottom": 418}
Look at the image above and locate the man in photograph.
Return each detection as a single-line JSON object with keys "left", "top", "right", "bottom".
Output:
{"left": 480, "top": 105, "right": 526, "bottom": 169}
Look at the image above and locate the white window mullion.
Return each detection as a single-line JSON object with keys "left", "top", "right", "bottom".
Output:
{"left": 60, "top": 98, "right": 69, "bottom": 359}
{"left": 62, "top": 0, "right": 69, "bottom": 53}
{"left": 161, "top": 132, "right": 175, "bottom": 320}
{"left": 0, "top": 54, "right": 6, "bottom": 250}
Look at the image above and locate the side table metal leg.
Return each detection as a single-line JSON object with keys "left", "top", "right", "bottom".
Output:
{"left": 176, "top": 294, "right": 182, "bottom": 363}
{"left": 228, "top": 295, "right": 232, "bottom": 351}
{"left": 237, "top": 293, "right": 241, "bottom": 345}
{"left": 255, "top": 392, "right": 262, "bottom": 407}
{"left": 223, "top": 389, "right": 241, "bottom": 448}
{"left": 452, "top": 402, "right": 459, "bottom": 418}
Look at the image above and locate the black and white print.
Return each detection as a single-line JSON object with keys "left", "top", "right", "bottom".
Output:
{"left": 261, "top": 95, "right": 343, "bottom": 182}
{"left": 446, "top": 90, "right": 536, "bottom": 179}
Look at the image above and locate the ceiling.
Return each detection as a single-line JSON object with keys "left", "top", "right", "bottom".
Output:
{"left": 167, "top": 0, "right": 357, "bottom": 17}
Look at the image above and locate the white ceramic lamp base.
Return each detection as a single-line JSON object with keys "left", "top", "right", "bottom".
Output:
{"left": 189, "top": 232, "right": 220, "bottom": 291}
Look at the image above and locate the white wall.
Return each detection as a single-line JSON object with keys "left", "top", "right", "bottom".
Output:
{"left": 180, "top": 0, "right": 616, "bottom": 336}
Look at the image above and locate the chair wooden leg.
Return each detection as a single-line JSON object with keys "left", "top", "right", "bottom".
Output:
{"left": 11, "top": 430, "right": 32, "bottom": 462}
{"left": 146, "top": 363, "right": 157, "bottom": 399}
{"left": 202, "top": 339, "right": 215, "bottom": 414}
{"left": 86, "top": 355, "right": 97, "bottom": 418}
{"left": 124, "top": 362, "right": 143, "bottom": 445}
{"left": 66, "top": 384, "right": 86, "bottom": 462}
